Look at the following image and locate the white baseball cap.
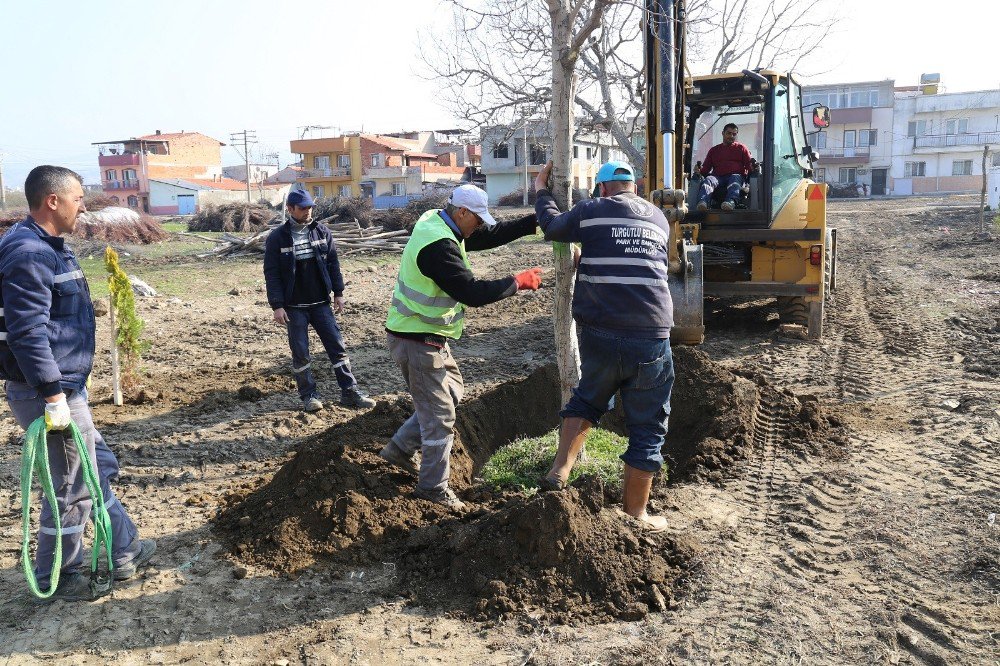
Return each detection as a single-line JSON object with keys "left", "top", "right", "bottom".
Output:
{"left": 449, "top": 184, "right": 497, "bottom": 228}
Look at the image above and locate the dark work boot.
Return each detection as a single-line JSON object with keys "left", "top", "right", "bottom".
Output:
{"left": 114, "top": 539, "right": 157, "bottom": 581}
{"left": 340, "top": 386, "right": 376, "bottom": 409}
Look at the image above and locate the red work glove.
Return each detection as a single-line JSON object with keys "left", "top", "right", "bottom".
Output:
{"left": 514, "top": 267, "right": 542, "bottom": 291}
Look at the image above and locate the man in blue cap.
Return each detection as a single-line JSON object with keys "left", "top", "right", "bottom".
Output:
{"left": 533, "top": 160, "right": 674, "bottom": 532}
{"left": 264, "top": 188, "right": 375, "bottom": 411}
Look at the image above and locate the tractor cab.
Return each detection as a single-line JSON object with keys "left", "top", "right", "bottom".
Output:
{"left": 683, "top": 71, "right": 823, "bottom": 229}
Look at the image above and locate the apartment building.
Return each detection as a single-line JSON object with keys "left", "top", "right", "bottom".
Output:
{"left": 93, "top": 130, "right": 225, "bottom": 212}
{"left": 889, "top": 80, "right": 1000, "bottom": 195}
{"left": 804, "top": 75, "right": 1000, "bottom": 196}
{"left": 803, "top": 80, "right": 896, "bottom": 195}
{"left": 289, "top": 133, "right": 467, "bottom": 206}
{"left": 480, "top": 120, "right": 626, "bottom": 204}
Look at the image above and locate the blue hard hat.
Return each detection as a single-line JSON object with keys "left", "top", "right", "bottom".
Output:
{"left": 595, "top": 161, "right": 635, "bottom": 184}
{"left": 287, "top": 188, "right": 315, "bottom": 208}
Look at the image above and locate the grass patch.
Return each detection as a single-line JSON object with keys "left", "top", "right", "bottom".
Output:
{"left": 160, "top": 221, "right": 187, "bottom": 233}
{"left": 480, "top": 427, "right": 633, "bottom": 490}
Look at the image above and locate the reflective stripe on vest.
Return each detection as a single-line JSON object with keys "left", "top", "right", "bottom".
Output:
{"left": 385, "top": 210, "right": 470, "bottom": 339}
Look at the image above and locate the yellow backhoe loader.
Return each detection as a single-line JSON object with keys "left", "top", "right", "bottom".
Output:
{"left": 645, "top": 0, "right": 837, "bottom": 343}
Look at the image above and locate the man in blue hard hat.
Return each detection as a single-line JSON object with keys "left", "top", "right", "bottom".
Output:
{"left": 264, "top": 188, "right": 375, "bottom": 411}
{"left": 533, "top": 160, "right": 674, "bottom": 532}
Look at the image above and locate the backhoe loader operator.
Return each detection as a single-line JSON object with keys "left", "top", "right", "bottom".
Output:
{"left": 696, "top": 123, "right": 752, "bottom": 211}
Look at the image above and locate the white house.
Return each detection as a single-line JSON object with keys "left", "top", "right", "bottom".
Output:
{"left": 480, "top": 120, "right": 626, "bottom": 204}
{"left": 149, "top": 177, "right": 289, "bottom": 215}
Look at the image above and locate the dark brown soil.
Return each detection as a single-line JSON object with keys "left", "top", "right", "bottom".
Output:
{"left": 216, "top": 365, "right": 563, "bottom": 572}
{"left": 216, "top": 348, "right": 843, "bottom": 623}
{"left": 398, "top": 475, "right": 702, "bottom": 624}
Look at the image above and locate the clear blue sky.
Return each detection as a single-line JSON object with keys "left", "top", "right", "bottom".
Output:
{"left": 2, "top": 0, "right": 997, "bottom": 188}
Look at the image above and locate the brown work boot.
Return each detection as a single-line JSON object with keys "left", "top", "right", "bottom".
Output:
{"left": 622, "top": 464, "right": 668, "bottom": 533}
{"left": 544, "top": 417, "right": 592, "bottom": 489}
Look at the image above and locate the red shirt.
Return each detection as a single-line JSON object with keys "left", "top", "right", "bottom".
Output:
{"left": 700, "top": 141, "right": 752, "bottom": 178}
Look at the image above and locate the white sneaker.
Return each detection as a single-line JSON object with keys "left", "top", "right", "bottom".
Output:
{"left": 721, "top": 200, "right": 735, "bottom": 211}
{"left": 696, "top": 201, "right": 708, "bottom": 211}
{"left": 304, "top": 397, "right": 323, "bottom": 412}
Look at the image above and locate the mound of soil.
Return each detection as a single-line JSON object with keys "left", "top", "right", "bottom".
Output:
{"left": 604, "top": 347, "right": 844, "bottom": 485}
{"left": 217, "top": 365, "right": 563, "bottom": 571}
{"left": 0, "top": 208, "right": 168, "bottom": 243}
{"left": 399, "top": 475, "right": 700, "bottom": 623}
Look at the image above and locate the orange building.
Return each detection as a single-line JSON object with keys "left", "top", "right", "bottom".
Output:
{"left": 93, "top": 130, "right": 225, "bottom": 212}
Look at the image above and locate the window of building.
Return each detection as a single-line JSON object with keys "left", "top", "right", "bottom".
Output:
{"left": 127, "top": 195, "right": 138, "bottom": 207}
{"left": 339, "top": 185, "right": 351, "bottom": 197}
{"left": 123, "top": 168, "right": 137, "bottom": 182}
{"left": 945, "top": 118, "right": 969, "bottom": 135}
{"left": 813, "top": 132, "right": 827, "bottom": 149}
{"left": 815, "top": 168, "right": 826, "bottom": 182}
{"left": 492, "top": 142, "right": 509, "bottom": 159}
{"left": 314, "top": 155, "right": 330, "bottom": 170}
{"left": 838, "top": 167, "right": 857, "bottom": 183}
{"left": 585, "top": 147, "right": 593, "bottom": 160}
{"left": 312, "top": 185, "right": 325, "bottom": 198}
{"left": 951, "top": 160, "right": 973, "bottom": 176}
{"left": 391, "top": 183, "right": 406, "bottom": 196}
{"left": 993, "top": 153, "right": 1000, "bottom": 167}
{"left": 859, "top": 130, "right": 877, "bottom": 147}
{"left": 105, "top": 169, "right": 116, "bottom": 181}
{"left": 371, "top": 153, "right": 384, "bottom": 168}
{"left": 907, "top": 120, "right": 930, "bottom": 138}
{"left": 573, "top": 145, "right": 579, "bottom": 159}
{"left": 530, "top": 144, "right": 547, "bottom": 165}
{"left": 337, "top": 154, "right": 350, "bottom": 169}
{"left": 904, "top": 161, "right": 926, "bottom": 177}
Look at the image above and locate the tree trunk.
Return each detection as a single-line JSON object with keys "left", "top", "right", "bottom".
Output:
{"left": 550, "top": 3, "right": 581, "bottom": 405}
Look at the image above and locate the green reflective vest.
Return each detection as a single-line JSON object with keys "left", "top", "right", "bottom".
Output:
{"left": 385, "top": 210, "right": 471, "bottom": 339}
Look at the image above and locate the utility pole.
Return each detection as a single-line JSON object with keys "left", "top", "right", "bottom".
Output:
{"left": 980, "top": 145, "right": 989, "bottom": 234}
{"left": 230, "top": 129, "right": 258, "bottom": 203}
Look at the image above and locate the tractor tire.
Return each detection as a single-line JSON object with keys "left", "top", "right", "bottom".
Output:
{"left": 777, "top": 296, "right": 809, "bottom": 326}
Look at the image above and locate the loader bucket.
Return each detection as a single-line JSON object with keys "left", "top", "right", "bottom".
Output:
{"left": 669, "top": 243, "right": 705, "bottom": 345}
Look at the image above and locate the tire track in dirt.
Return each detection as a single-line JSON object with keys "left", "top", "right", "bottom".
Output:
{"left": 807, "top": 212, "right": 999, "bottom": 664}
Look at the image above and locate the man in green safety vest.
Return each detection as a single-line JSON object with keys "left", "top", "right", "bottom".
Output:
{"left": 382, "top": 184, "right": 542, "bottom": 509}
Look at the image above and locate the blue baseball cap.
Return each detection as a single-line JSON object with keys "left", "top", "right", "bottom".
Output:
{"left": 596, "top": 161, "right": 636, "bottom": 184}
{"left": 286, "top": 188, "right": 315, "bottom": 208}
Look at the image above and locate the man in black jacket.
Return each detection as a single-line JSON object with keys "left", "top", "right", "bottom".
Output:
{"left": 263, "top": 189, "right": 375, "bottom": 411}
{"left": 382, "top": 184, "right": 541, "bottom": 509}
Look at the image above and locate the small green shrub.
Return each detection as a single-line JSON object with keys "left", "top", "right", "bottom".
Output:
{"left": 480, "top": 427, "right": 645, "bottom": 490}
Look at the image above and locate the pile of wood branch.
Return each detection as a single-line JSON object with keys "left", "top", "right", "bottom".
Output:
{"left": 187, "top": 216, "right": 410, "bottom": 258}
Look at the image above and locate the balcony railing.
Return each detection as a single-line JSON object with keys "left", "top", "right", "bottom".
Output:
{"left": 817, "top": 146, "right": 870, "bottom": 159}
{"left": 301, "top": 167, "right": 351, "bottom": 178}
{"left": 104, "top": 180, "right": 140, "bottom": 190}
{"left": 913, "top": 131, "right": 1000, "bottom": 149}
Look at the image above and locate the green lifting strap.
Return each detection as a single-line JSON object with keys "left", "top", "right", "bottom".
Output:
{"left": 20, "top": 416, "right": 114, "bottom": 599}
